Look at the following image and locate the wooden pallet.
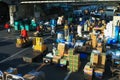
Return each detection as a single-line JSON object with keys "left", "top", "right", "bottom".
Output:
{"left": 23, "top": 52, "right": 42, "bottom": 63}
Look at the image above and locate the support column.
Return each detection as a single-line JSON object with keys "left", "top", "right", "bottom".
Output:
{"left": 9, "top": 5, "right": 16, "bottom": 26}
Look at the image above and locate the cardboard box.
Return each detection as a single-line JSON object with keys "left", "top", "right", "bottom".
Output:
{"left": 94, "top": 68, "right": 104, "bottom": 78}
{"left": 90, "top": 53, "right": 98, "bottom": 66}
{"left": 81, "top": 46, "right": 87, "bottom": 51}
{"left": 96, "top": 47, "right": 102, "bottom": 53}
{"left": 52, "top": 58, "right": 60, "bottom": 64}
{"left": 84, "top": 62, "right": 93, "bottom": 76}
{"left": 16, "top": 43, "right": 22, "bottom": 48}
{"left": 57, "top": 43, "right": 66, "bottom": 51}
{"left": 53, "top": 55, "right": 61, "bottom": 59}
{"left": 68, "top": 49, "right": 74, "bottom": 55}
{"left": 58, "top": 50, "right": 64, "bottom": 57}
{"left": 52, "top": 56, "right": 61, "bottom": 63}
{"left": 60, "top": 58, "right": 67, "bottom": 66}
{"left": 98, "top": 53, "right": 106, "bottom": 66}
{"left": 97, "top": 43, "right": 102, "bottom": 47}
{"left": 23, "top": 74, "right": 35, "bottom": 80}
{"left": 92, "top": 42, "right": 97, "bottom": 48}
{"left": 64, "top": 50, "right": 68, "bottom": 56}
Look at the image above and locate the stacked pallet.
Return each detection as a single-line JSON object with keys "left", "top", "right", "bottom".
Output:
{"left": 90, "top": 52, "right": 106, "bottom": 68}
{"left": 89, "top": 51, "right": 106, "bottom": 79}
{"left": 67, "top": 49, "right": 80, "bottom": 72}
{"left": 52, "top": 43, "right": 67, "bottom": 64}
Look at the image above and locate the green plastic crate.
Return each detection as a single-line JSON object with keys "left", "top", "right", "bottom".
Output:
{"left": 20, "top": 25, "right": 24, "bottom": 30}
{"left": 25, "top": 24, "right": 30, "bottom": 31}
{"left": 60, "top": 59, "right": 67, "bottom": 65}
{"left": 14, "top": 21, "right": 20, "bottom": 30}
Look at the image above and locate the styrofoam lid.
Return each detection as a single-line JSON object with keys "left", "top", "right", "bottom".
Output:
{"left": 92, "top": 17, "right": 95, "bottom": 20}
{"left": 92, "top": 50, "right": 100, "bottom": 54}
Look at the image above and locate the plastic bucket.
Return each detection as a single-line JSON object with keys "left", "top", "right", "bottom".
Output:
{"left": 115, "top": 26, "right": 119, "bottom": 41}
{"left": 80, "top": 53, "right": 87, "bottom": 59}
{"left": 106, "top": 38, "right": 113, "bottom": 44}
{"left": 57, "top": 32, "right": 63, "bottom": 39}
{"left": 14, "top": 21, "right": 19, "bottom": 30}
{"left": 64, "top": 29, "right": 69, "bottom": 38}
{"left": 56, "top": 39, "right": 66, "bottom": 43}
{"left": 119, "top": 33, "right": 120, "bottom": 42}
{"left": 111, "top": 39, "right": 117, "bottom": 44}
{"left": 67, "top": 34, "right": 73, "bottom": 42}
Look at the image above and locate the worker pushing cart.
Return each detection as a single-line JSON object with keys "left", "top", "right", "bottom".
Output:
{"left": 51, "top": 25, "right": 56, "bottom": 37}
{"left": 21, "top": 27, "right": 28, "bottom": 43}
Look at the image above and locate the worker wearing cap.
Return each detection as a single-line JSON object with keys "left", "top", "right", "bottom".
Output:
{"left": 51, "top": 25, "right": 55, "bottom": 37}
{"left": 21, "top": 27, "right": 28, "bottom": 42}
{"left": 52, "top": 43, "right": 56, "bottom": 56}
{"left": 64, "top": 24, "right": 69, "bottom": 39}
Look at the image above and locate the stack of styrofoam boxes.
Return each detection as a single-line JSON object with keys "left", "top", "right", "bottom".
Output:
{"left": 84, "top": 22, "right": 88, "bottom": 31}
{"left": 67, "top": 49, "right": 80, "bottom": 72}
{"left": 104, "top": 21, "right": 113, "bottom": 38}
{"left": 77, "top": 25, "right": 82, "bottom": 37}
{"left": 90, "top": 50, "right": 106, "bottom": 79}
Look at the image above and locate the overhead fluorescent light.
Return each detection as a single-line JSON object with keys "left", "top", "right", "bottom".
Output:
{"left": 21, "top": 0, "right": 78, "bottom": 4}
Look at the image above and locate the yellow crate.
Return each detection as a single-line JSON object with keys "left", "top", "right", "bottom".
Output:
{"left": 16, "top": 38, "right": 23, "bottom": 44}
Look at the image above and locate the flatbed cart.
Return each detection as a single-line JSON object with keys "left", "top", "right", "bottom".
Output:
{"left": 43, "top": 53, "right": 53, "bottom": 64}
{"left": 5, "top": 63, "right": 46, "bottom": 80}
{"left": 23, "top": 63, "right": 46, "bottom": 80}
{"left": 109, "top": 66, "right": 120, "bottom": 80}
{"left": 109, "top": 58, "right": 120, "bottom": 80}
{"left": 6, "top": 74, "right": 24, "bottom": 80}
{"left": 0, "top": 71, "right": 4, "bottom": 80}
{"left": 23, "top": 37, "right": 48, "bottom": 63}
{"left": 16, "top": 36, "right": 32, "bottom": 48}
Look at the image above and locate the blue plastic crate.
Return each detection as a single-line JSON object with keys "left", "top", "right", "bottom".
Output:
{"left": 56, "top": 39, "right": 66, "bottom": 43}
{"left": 94, "top": 72, "right": 103, "bottom": 79}
{"left": 80, "top": 53, "right": 87, "bottom": 59}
